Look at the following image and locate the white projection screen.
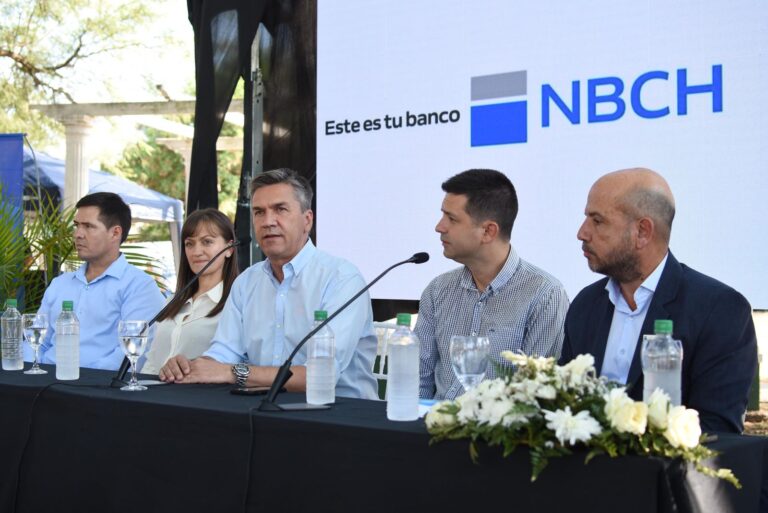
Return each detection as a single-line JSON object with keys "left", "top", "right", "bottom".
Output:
{"left": 316, "top": 0, "right": 768, "bottom": 308}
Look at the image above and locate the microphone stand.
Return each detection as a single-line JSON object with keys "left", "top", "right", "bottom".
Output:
{"left": 258, "top": 252, "right": 429, "bottom": 411}
{"left": 110, "top": 239, "right": 246, "bottom": 388}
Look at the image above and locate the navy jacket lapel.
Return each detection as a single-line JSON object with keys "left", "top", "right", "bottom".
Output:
{"left": 625, "top": 253, "right": 682, "bottom": 397}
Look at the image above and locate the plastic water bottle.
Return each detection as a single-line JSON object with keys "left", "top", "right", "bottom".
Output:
{"left": 641, "top": 319, "right": 683, "bottom": 405}
{"left": 55, "top": 301, "right": 80, "bottom": 380}
{"left": 387, "top": 313, "right": 419, "bottom": 421}
{"left": 306, "top": 310, "right": 335, "bottom": 405}
{"left": 1, "top": 299, "right": 23, "bottom": 370}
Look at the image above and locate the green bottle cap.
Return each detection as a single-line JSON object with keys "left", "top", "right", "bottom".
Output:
{"left": 62, "top": 300, "right": 74, "bottom": 311}
{"left": 654, "top": 319, "right": 673, "bottom": 334}
{"left": 5, "top": 299, "right": 17, "bottom": 308}
{"left": 396, "top": 313, "right": 411, "bottom": 326}
{"left": 314, "top": 310, "right": 328, "bottom": 321}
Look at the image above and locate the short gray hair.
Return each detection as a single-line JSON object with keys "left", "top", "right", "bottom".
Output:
{"left": 622, "top": 187, "right": 676, "bottom": 243}
{"left": 249, "top": 168, "right": 313, "bottom": 212}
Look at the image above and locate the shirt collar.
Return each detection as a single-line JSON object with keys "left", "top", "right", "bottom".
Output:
{"left": 186, "top": 280, "right": 224, "bottom": 305}
{"left": 74, "top": 253, "right": 128, "bottom": 284}
{"left": 262, "top": 239, "right": 315, "bottom": 279}
{"left": 459, "top": 245, "right": 519, "bottom": 296}
{"left": 605, "top": 252, "right": 668, "bottom": 308}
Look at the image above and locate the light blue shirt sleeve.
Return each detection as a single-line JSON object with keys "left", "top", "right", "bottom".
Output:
{"left": 93, "top": 270, "right": 166, "bottom": 370}
{"left": 28, "top": 254, "right": 165, "bottom": 371}
{"left": 203, "top": 242, "right": 378, "bottom": 399}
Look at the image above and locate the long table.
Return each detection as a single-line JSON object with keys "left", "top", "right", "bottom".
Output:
{"left": 1, "top": 366, "right": 765, "bottom": 513}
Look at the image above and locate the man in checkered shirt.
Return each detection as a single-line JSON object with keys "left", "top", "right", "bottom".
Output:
{"left": 415, "top": 169, "right": 569, "bottom": 400}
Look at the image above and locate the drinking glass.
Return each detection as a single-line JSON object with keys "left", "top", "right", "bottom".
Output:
{"left": 449, "top": 335, "right": 490, "bottom": 392}
{"left": 22, "top": 313, "right": 48, "bottom": 375}
{"left": 119, "top": 320, "right": 149, "bottom": 391}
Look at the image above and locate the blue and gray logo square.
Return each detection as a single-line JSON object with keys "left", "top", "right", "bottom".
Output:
{"left": 471, "top": 70, "right": 528, "bottom": 146}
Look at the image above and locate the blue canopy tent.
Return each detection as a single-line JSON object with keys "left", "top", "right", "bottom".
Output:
{"left": 22, "top": 148, "right": 184, "bottom": 271}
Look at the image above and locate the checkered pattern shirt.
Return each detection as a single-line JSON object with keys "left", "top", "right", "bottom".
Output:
{"left": 415, "top": 247, "right": 569, "bottom": 400}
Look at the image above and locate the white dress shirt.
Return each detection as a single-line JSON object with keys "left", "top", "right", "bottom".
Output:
{"left": 601, "top": 254, "right": 668, "bottom": 384}
{"left": 141, "top": 281, "right": 224, "bottom": 375}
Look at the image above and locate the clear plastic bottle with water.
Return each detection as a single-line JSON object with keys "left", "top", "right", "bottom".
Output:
{"left": 55, "top": 300, "right": 80, "bottom": 380}
{"left": 641, "top": 319, "right": 683, "bottom": 405}
{"left": 1, "top": 298, "right": 23, "bottom": 371}
{"left": 387, "top": 313, "right": 420, "bottom": 421}
{"left": 306, "top": 310, "right": 335, "bottom": 405}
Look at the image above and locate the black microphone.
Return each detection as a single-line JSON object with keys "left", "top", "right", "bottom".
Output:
{"left": 110, "top": 237, "right": 250, "bottom": 387}
{"left": 258, "top": 252, "right": 430, "bottom": 411}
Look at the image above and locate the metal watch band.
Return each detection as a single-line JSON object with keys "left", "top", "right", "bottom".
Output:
{"left": 232, "top": 363, "right": 249, "bottom": 387}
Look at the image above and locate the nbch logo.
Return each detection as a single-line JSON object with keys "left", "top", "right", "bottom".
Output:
{"left": 471, "top": 65, "right": 723, "bottom": 147}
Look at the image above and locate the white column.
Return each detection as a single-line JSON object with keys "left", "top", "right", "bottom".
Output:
{"left": 61, "top": 115, "right": 93, "bottom": 209}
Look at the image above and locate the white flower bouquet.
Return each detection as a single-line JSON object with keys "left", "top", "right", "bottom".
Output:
{"left": 426, "top": 352, "right": 739, "bottom": 485}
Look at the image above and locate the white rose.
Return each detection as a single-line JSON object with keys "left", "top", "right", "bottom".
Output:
{"left": 645, "top": 389, "right": 671, "bottom": 430}
{"left": 477, "top": 397, "right": 515, "bottom": 426}
{"left": 455, "top": 392, "right": 480, "bottom": 423}
{"left": 604, "top": 388, "right": 648, "bottom": 435}
{"left": 562, "top": 354, "right": 595, "bottom": 381}
{"left": 425, "top": 401, "right": 457, "bottom": 429}
{"left": 530, "top": 356, "right": 556, "bottom": 372}
{"left": 664, "top": 406, "right": 701, "bottom": 449}
{"left": 534, "top": 384, "right": 557, "bottom": 400}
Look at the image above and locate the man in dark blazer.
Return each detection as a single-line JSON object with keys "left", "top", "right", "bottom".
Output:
{"left": 560, "top": 168, "right": 757, "bottom": 433}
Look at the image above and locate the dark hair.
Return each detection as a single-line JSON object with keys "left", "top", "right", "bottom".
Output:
{"left": 250, "top": 168, "right": 313, "bottom": 211}
{"left": 75, "top": 192, "right": 132, "bottom": 243}
{"left": 441, "top": 169, "right": 518, "bottom": 240}
{"left": 157, "top": 209, "right": 239, "bottom": 321}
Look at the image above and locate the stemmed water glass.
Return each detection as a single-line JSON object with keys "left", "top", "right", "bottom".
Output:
{"left": 22, "top": 313, "right": 48, "bottom": 375}
{"left": 118, "top": 320, "right": 149, "bottom": 391}
{"left": 449, "top": 335, "right": 490, "bottom": 393}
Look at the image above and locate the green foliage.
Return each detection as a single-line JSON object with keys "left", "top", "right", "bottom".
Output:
{"left": 108, "top": 124, "right": 244, "bottom": 229}
{"left": 21, "top": 193, "right": 77, "bottom": 311}
{"left": 0, "top": 0, "right": 152, "bottom": 146}
{"left": 111, "top": 137, "right": 186, "bottom": 202}
{"left": 426, "top": 354, "right": 741, "bottom": 487}
{"left": 0, "top": 187, "right": 76, "bottom": 311}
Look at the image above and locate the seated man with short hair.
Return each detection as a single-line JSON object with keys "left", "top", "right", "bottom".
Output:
{"left": 159, "top": 168, "right": 378, "bottom": 400}
{"left": 416, "top": 169, "right": 569, "bottom": 400}
{"left": 32, "top": 192, "right": 165, "bottom": 370}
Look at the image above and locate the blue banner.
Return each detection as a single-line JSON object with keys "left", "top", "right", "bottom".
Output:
{"left": 0, "top": 133, "right": 24, "bottom": 213}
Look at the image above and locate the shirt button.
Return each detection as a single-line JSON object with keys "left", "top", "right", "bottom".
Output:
{"left": 276, "top": 324, "right": 282, "bottom": 328}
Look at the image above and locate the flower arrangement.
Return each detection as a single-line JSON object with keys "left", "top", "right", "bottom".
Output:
{"left": 426, "top": 352, "right": 739, "bottom": 486}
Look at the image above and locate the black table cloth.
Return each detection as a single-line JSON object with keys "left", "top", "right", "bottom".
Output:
{"left": 0, "top": 366, "right": 765, "bottom": 513}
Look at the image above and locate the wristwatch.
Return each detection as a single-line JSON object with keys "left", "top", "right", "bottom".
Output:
{"left": 232, "top": 363, "right": 250, "bottom": 387}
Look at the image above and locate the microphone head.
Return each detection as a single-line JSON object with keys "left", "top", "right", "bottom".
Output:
{"left": 410, "top": 252, "right": 430, "bottom": 264}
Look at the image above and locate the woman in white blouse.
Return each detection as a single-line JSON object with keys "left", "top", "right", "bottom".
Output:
{"left": 142, "top": 209, "right": 239, "bottom": 375}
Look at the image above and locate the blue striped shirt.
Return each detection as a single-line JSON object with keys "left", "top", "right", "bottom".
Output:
{"left": 415, "top": 247, "right": 569, "bottom": 400}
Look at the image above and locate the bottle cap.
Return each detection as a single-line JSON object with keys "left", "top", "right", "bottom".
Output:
{"left": 62, "top": 300, "right": 74, "bottom": 311}
{"left": 396, "top": 313, "right": 411, "bottom": 326}
{"left": 314, "top": 310, "right": 328, "bottom": 321}
{"left": 5, "top": 299, "right": 17, "bottom": 308}
{"left": 654, "top": 319, "right": 673, "bottom": 334}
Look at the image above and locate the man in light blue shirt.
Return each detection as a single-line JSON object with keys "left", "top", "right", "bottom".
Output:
{"left": 30, "top": 192, "right": 165, "bottom": 370}
{"left": 159, "top": 169, "right": 378, "bottom": 400}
